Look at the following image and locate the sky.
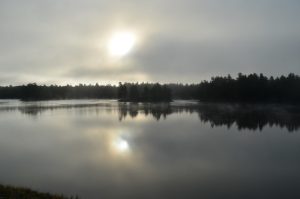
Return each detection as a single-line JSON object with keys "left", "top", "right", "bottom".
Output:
{"left": 0, "top": 0, "right": 300, "bottom": 85}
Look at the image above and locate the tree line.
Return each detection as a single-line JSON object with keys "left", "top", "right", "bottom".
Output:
{"left": 196, "top": 73, "right": 300, "bottom": 103}
{"left": 0, "top": 82, "right": 172, "bottom": 102}
{"left": 0, "top": 73, "right": 299, "bottom": 103}
{"left": 0, "top": 84, "right": 118, "bottom": 100}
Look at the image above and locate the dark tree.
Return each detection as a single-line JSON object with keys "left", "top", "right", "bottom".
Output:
{"left": 129, "top": 84, "right": 140, "bottom": 101}
{"left": 117, "top": 82, "right": 127, "bottom": 100}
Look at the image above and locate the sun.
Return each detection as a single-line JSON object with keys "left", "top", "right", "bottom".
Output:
{"left": 108, "top": 31, "right": 136, "bottom": 57}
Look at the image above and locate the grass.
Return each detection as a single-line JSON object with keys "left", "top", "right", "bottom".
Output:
{"left": 0, "top": 185, "right": 79, "bottom": 199}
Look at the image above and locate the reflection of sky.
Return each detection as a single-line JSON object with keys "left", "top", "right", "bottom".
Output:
{"left": 0, "top": 103, "right": 300, "bottom": 199}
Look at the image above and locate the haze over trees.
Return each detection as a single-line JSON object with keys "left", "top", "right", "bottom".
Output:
{"left": 0, "top": 73, "right": 299, "bottom": 103}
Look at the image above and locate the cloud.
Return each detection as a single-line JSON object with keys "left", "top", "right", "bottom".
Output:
{"left": 0, "top": 0, "right": 300, "bottom": 84}
{"left": 134, "top": 34, "right": 300, "bottom": 82}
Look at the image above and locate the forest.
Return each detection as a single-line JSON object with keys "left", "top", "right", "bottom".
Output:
{"left": 0, "top": 73, "right": 299, "bottom": 103}
{"left": 196, "top": 73, "right": 300, "bottom": 103}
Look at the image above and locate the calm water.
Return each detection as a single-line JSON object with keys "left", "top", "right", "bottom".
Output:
{"left": 0, "top": 100, "right": 300, "bottom": 199}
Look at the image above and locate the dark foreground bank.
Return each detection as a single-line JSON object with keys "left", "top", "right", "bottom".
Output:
{"left": 0, "top": 185, "right": 78, "bottom": 199}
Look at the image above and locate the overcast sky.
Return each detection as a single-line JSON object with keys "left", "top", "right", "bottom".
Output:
{"left": 0, "top": 0, "right": 300, "bottom": 85}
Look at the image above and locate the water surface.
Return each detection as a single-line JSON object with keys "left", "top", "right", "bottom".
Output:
{"left": 0, "top": 100, "right": 300, "bottom": 199}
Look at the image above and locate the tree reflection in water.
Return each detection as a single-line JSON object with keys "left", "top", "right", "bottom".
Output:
{"left": 0, "top": 101, "right": 299, "bottom": 132}
{"left": 118, "top": 102, "right": 300, "bottom": 132}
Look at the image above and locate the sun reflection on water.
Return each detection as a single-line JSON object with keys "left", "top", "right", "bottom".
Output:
{"left": 114, "top": 138, "right": 130, "bottom": 152}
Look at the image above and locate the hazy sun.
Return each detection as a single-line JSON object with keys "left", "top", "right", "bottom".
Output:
{"left": 108, "top": 31, "right": 136, "bottom": 57}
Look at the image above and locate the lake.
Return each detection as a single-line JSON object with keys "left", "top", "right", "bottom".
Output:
{"left": 0, "top": 100, "right": 300, "bottom": 199}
